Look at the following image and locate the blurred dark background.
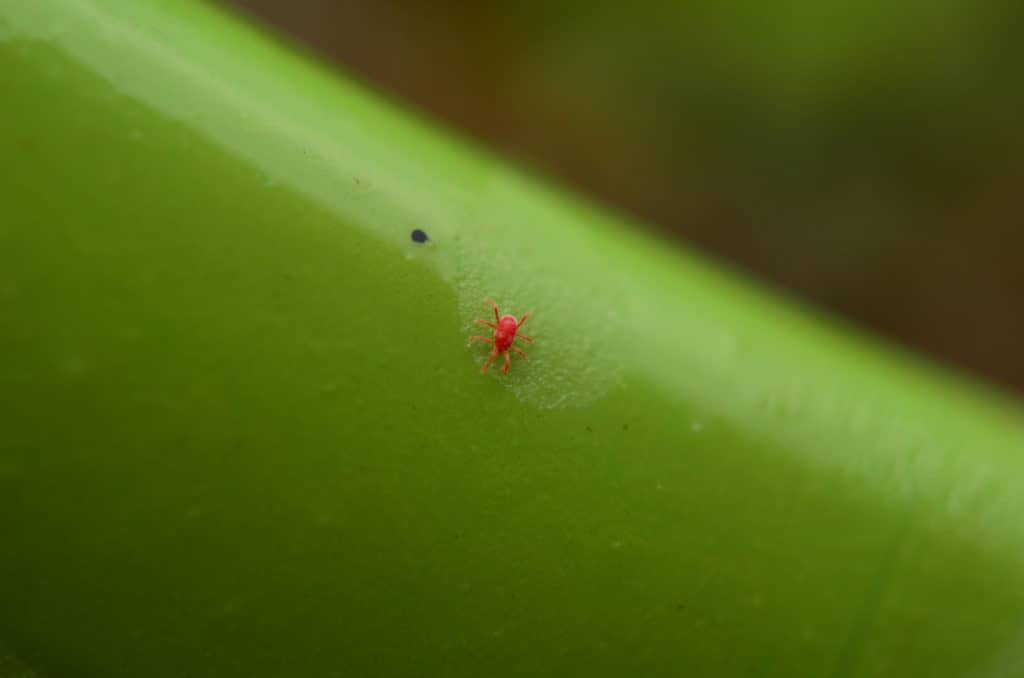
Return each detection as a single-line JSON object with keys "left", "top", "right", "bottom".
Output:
{"left": 223, "top": 0, "right": 1024, "bottom": 394}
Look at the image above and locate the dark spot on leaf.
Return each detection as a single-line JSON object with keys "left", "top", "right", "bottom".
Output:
{"left": 411, "top": 229, "right": 429, "bottom": 243}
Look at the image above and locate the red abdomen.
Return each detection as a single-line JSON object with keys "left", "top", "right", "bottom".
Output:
{"left": 495, "top": 315, "right": 518, "bottom": 351}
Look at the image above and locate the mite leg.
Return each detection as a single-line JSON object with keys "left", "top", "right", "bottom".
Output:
{"left": 481, "top": 348, "right": 499, "bottom": 373}
{"left": 485, "top": 299, "right": 500, "bottom": 323}
{"left": 501, "top": 352, "right": 511, "bottom": 373}
{"left": 515, "top": 333, "right": 534, "bottom": 345}
{"left": 469, "top": 335, "right": 495, "bottom": 344}
{"left": 517, "top": 313, "right": 529, "bottom": 328}
{"left": 475, "top": 319, "right": 498, "bottom": 330}
{"left": 511, "top": 346, "right": 529, "bottom": 361}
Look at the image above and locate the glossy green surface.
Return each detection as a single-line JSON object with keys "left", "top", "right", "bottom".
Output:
{"left": 3, "top": 2, "right": 1024, "bottom": 676}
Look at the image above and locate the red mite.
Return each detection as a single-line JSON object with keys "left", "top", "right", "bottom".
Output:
{"left": 469, "top": 300, "right": 533, "bottom": 374}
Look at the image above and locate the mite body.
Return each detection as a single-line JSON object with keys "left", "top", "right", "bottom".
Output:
{"left": 469, "top": 300, "right": 533, "bottom": 374}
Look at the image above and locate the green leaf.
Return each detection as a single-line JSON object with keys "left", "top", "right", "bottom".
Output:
{"left": 2, "top": 1, "right": 1024, "bottom": 676}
